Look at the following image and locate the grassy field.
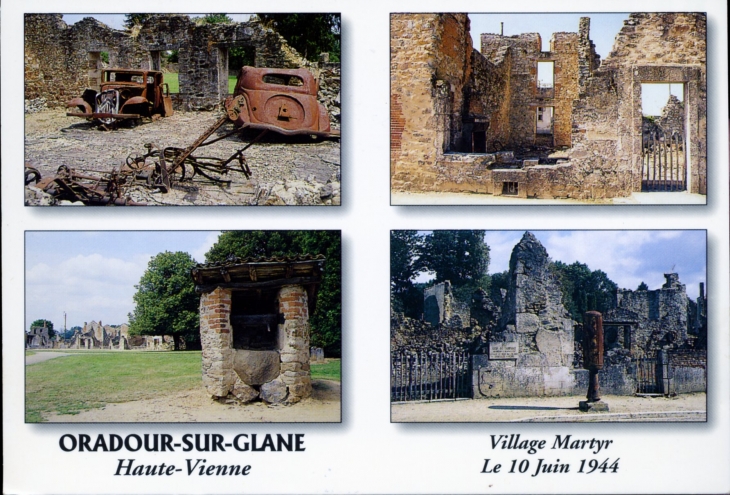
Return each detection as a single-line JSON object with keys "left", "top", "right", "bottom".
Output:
{"left": 311, "top": 359, "right": 341, "bottom": 381}
{"left": 26, "top": 352, "right": 341, "bottom": 422}
{"left": 26, "top": 351, "right": 201, "bottom": 422}
{"left": 163, "top": 73, "right": 237, "bottom": 94}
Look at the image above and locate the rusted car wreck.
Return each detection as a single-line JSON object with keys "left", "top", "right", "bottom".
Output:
{"left": 226, "top": 66, "right": 338, "bottom": 138}
{"left": 30, "top": 66, "right": 339, "bottom": 205}
{"left": 66, "top": 68, "right": 173, "bottom": 127}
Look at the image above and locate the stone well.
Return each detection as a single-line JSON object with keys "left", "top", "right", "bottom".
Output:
{"left": 191, "top": 254, "right": 324, "bottom": 405}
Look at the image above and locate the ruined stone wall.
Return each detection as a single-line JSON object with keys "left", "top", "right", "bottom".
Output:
{"left": 572, "top": 13, "right": 706, "bottom": 195}
{"left": 25, "top": 14, "right": 311, "bottom": 111}
{"left": 577, "top": 17, "right": 600, "bottom": 95}
{"left": 547, "top": 33, "right": 579, "bottom": 146}
{"left": 609, "top": 274, "right": 690, "bottom": 357}
{"left": 474, "top": 232, "right": 575, "bottom": 398}
{"left": 469, "top": 47, "right": 511, "bottom": 151}
{"left": 481, "top": 33, "right": 542, "bottom": 148}
{"left": 25, "top": 15, "right": 74, "bottom": 105}
{"left": 391, "top": 14, "right": 473, "bottom": 192}
{"left": 658, "top": 95, "right": 685, "bottom": 134}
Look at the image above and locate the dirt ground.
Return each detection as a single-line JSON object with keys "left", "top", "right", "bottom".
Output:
{"left": 44, "top": 379, "right": 341, "bottom": 423}
{"left": 391, "top": 393, "right": 706, "bottom": 422}
{"left": 24, "top": 109, "right": 340, "bottom": 206}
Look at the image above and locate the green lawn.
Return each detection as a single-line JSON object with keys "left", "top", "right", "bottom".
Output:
{"left": 163, "top": 72, "right": 179, "bottom": 93}
{"left": 311, "top": 359, "right": 341, "bottom": 381}
{"left": 26, "top": 351, "right": 340, "bottom": 422}
{"left": 162, "top": 73, "right": 237, "bottom": 95}
{"left": 25, "top": 351, "right": 202, "bottom": 422}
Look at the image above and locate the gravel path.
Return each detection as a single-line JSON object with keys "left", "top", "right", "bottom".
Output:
{"left": 25, "top": 109, "right": 340, "bottom": 205}
{"left": 391, "top": 393, "right": 706, "bottom": 422}
{"left": 25, "top": 352, "right": 74, "bottom": 365}
{"left": 44, "top": 379, "right": 341, "bottom": 423}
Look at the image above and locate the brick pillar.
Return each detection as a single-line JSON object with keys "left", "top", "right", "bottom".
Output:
{"left": 277, "top": 285, "right": 312, "bottom": 403}
{"left": 199, "top": 287, "right": 235, "bottom": 397}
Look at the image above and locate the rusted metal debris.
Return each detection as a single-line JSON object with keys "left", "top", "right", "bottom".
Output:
{"left": 32, "top": 66, "right": 340, "bottom": 204}
{"left": 26, "top": 165, "right": 146, "bottom": 206}
{"left": 25, "top": 137, "right": 256, "bottom": 205}
{"left": 66, "top": 69, "right": 173, "bottom": 129}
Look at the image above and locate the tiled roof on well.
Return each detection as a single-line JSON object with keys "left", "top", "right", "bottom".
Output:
{"left": 195, "top": 253, "right": 325, "bottom": 270}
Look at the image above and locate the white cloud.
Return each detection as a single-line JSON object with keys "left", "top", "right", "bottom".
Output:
{"left": 26, "top": 253, "right": 149, "bottom": 329}
{"left": 191, "top": 232, "right": 221, "bottom": 263}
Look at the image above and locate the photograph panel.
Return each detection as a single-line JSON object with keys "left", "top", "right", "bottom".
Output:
{"left": 24, "top": 14, "right": 341, "bottom": 206}
{"left": 390, "top": 230, "right": 707, "bottom": 422}
{"left": 25, "top": 230, "right": 342, "bottom": 422}
{"left": 390, "top": 13, "right": 707, "bottom": 205}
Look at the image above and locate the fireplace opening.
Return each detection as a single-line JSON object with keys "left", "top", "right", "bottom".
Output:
{"left": 230, "top": 290, "right": 279, "bottom": 350}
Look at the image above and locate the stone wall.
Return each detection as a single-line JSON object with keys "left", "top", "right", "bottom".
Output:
{"left": 474, "top": 232, "right": 575, "bottom": 398}
{"left": 481, "top": 33, "right": 542, "bottom": 149}
{"left": 658, "top": 95, "right": 685, "bottom": 134}
{"left": 571, "top": 12, "right": 706, "bottom": 195}
{"left": 391, "top": 13, "right": 706, "bottom": 199}
{"left": 607, "top": 273, "right": 690, "bottom": 358}
{"left": 390, "top": 14, "right": 473, "bottom": 191}
{"left": 24, "top": 14, "right": 340, "bottom": 112}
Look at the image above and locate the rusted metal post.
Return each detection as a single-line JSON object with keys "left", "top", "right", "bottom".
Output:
{"left": 580, "top": 310, "right": 609, "bottom": 412}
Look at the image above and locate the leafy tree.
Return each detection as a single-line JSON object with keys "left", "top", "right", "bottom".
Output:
{"left": 205, "top": 231, "right": 341, "bottom": 356}
{"left": 64, "top": 326, "right": 82, "bottom": 339}
{"left": 390, "top": 231, "right": 423, "bottom": 297}
{"left": 166, "top": 50, "right": 179, "bottom": 64}
{"left": 229, "top": 46, "right": 256, "bottom": 71}
{"left": 488, "top": 270, "right": 510, "bottom": 306}
{"left": 390, "top": 231, "right": 426, "bottom": 318}
{"left": 551, "top": 261, "right": 618, "bottom": 321}
{"left": 637, "top": 281, "right": 649, "bottom": 291}
{"left": 128, "top": 251, "right": 200, "bottom": 350}
{"left": 30, "top": 319, "right": 55, "bottom": 338}
{"left": 256, "top": 14, "right": 341, "bottom": 62}
{"left": 200, "top": 14, "right": 233, "bottom": 24}
{"left": 420, "top": 231, "right": 490, "bottom": 288}
{"left": 124, "top": 14, "right": 152, "bottom": 29}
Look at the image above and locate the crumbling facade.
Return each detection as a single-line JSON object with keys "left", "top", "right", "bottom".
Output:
{"left": 391, "top": 232, "right": 707, "bottom": 400}
{"left": 68, "top": 321, "right": 131, "bottom": 349}
{"left": 192, "top": 255, "right": 325, "bottom": 405}
{"left": 26, "top": 324, "right": 52, "bottom": 348}
{"left": 391, "top": 13, "right": 706, "bottom": 199}
{"left": 475, "top": 233, "right": 575, "bottom": 397}
{"left": 25, "top": 14, "right": 340, "bottom": 116}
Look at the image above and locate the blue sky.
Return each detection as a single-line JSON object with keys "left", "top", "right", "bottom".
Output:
{"left": 25, "top": 231, "right": 220, "bottom": 330}
{"left": 415, "top": 231, "right": 706, "bottom": 300}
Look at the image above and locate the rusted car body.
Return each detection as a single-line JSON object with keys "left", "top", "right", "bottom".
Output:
{"left": 225, "top": 67, "right": 338, "bottom": 138}
{"left": 66, "top": 68, "right": 173, "bottom": 125}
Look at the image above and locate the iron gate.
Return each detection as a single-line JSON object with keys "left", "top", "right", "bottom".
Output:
{"left": 635, "top": 355, "right": 673, "bottom": 395}
{"left": 635, "top": 357, "right": 660, "bottom": 393}
{"left": 391, "top": 350, "right": 471, "bottom": 401}
{"left": 641, "top": 127, "right": 686, "bottom": 191}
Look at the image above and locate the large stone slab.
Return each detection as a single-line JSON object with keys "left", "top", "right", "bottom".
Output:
{"left": 233, "top": 350, "right": 280, "bottom": 386}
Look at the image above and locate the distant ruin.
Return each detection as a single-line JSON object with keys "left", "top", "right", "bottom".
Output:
{"left": 391, "top": 13, "right": 706, "bottom": 199}
{"left": 26, "top": 319, "right": 181, "bottom": 351}
{"left": 391, "top": 232, "right": 707, "bottom": 400}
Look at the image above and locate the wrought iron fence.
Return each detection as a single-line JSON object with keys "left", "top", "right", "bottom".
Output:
{"left": 391, "top": 350, "right": 471, "bottom": 402}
